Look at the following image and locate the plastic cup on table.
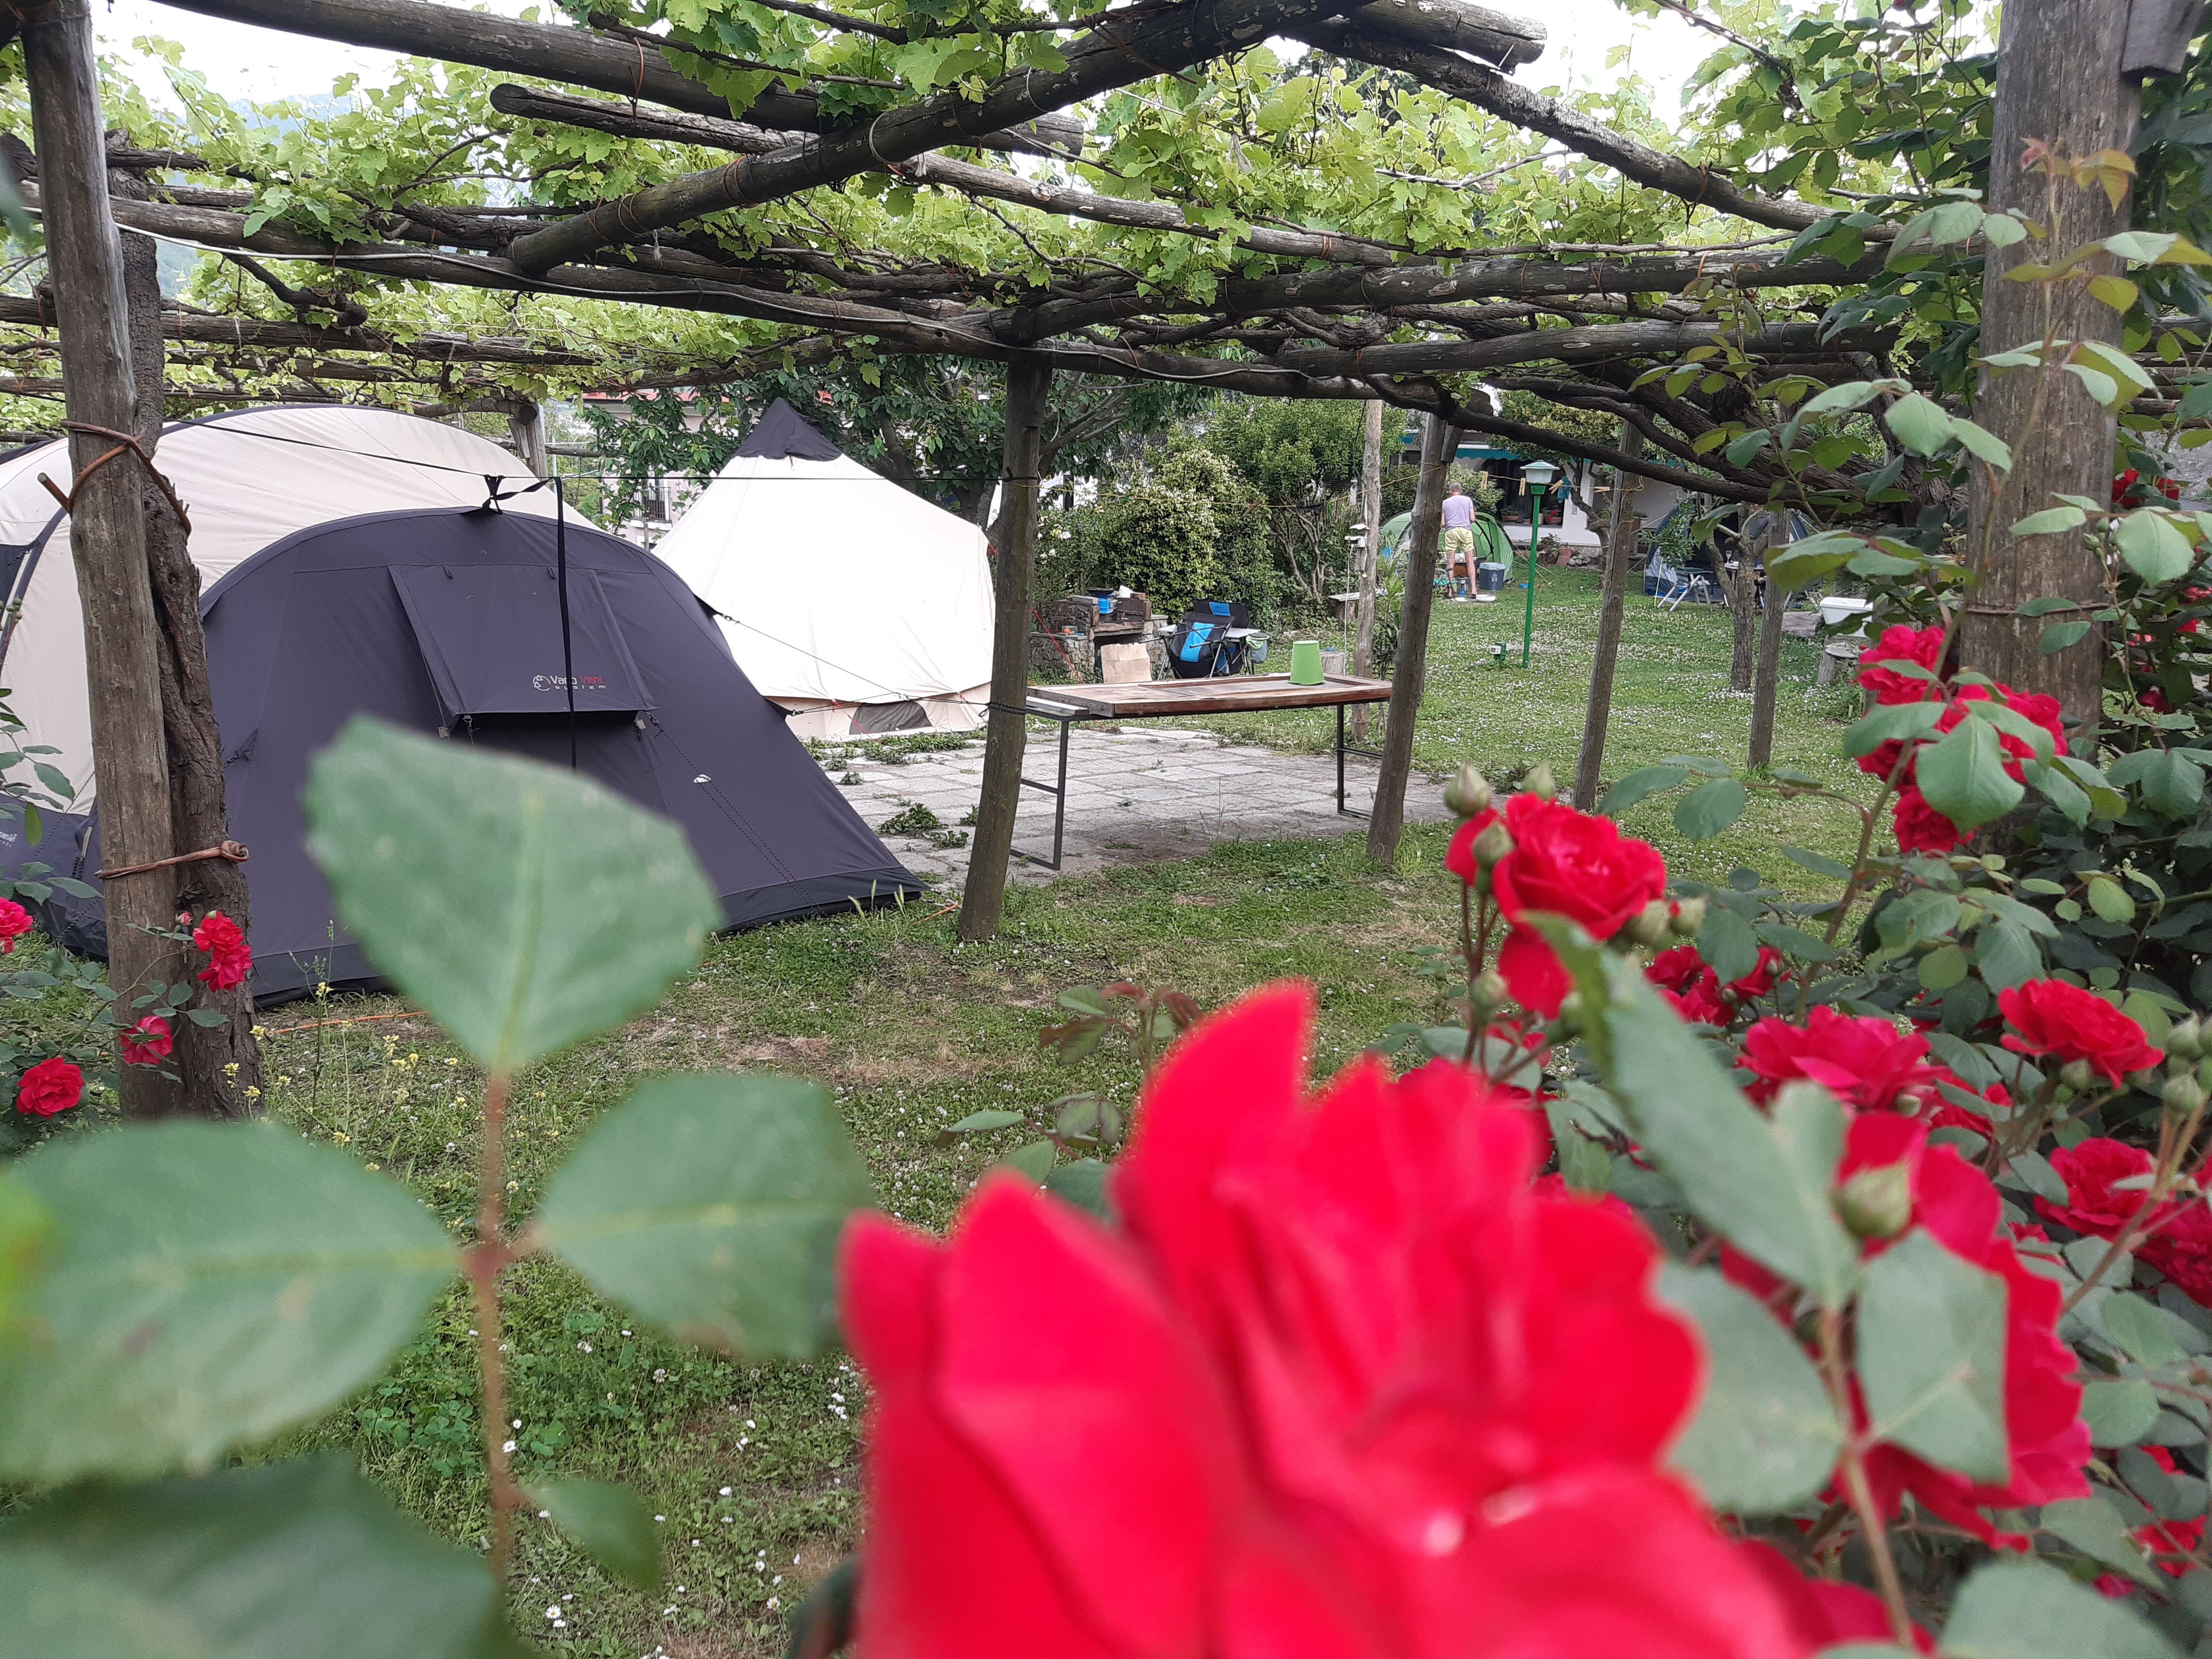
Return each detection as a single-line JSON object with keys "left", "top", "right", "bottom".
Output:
{"left": 1288, "top": 638, "right": 1325, "bottom": 685}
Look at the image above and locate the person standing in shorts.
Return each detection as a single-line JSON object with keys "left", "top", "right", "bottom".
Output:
{"left": 1440, "top": 482, "right": 1477, "bottom": 600}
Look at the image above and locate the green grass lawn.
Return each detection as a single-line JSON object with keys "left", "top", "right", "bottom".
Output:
{"left": 3, "top": 572, "right": 1873, "bottom": 1658}
{"left": 1209, "top": 566, "right": 1873, "bottom": 890}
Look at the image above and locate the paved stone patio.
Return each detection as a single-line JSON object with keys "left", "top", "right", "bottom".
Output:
{"left": 819, "top": 726, "right": 1452, "bottom": 888}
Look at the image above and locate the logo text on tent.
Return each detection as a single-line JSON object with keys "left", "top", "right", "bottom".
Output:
{"left": 531, "top": 674, "right": 608, "bottom": 691}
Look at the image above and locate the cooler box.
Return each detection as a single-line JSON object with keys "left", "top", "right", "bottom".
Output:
{"left": 1476, "top": 561, "right": 1508, "bottom": 594}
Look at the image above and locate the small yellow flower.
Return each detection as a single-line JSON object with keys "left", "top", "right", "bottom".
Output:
{"left": 331, "top": 1130, "right": 349, "bottom": 1144}
{"left": 506, "top": 1180, "right": 519, "bottom": 1192}
{"left": 223, "top": 1062, "right": 240, "bottom": 1078}
{"left": 251, "top": 1024, "right": 268, "bottom": 1039}
{"left": 365, "top": 1163, "right": 381, "bottom": 1172}
{"left": 243, "top": 1086, "right": 262, "bottom": 1100}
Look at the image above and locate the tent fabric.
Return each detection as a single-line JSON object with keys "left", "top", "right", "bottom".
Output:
{"left": 392, "top": 564, "right": 654, "bottom": 720}
{"left": 733, "top": 397, "right": 845, "bottom": 462}
{"left": 0, "top": 405, "right": 573, "bottom": 805}
{"left": 19, "top": 507, "right": 922, "bottom": 1001}
{"left": 0, "top": 405, "right": 921, "bottom": 1000}
{"left": 649, "top": 399, "right": 993, "bottom": 735}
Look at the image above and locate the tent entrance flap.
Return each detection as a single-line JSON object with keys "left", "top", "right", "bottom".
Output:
{"left": 392, "top": 563, "right": 653, "bottom": 721}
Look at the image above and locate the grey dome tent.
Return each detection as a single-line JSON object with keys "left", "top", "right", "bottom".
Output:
{"left": 0, "top": 409, "right": 920, "bottom": 1001}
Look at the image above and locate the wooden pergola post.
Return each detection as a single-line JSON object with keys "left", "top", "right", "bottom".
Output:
{"left": 1365, "top": 412, "right": 1455, "bottom": 866}
{"left": 116, "top": 161, "right": 263, "bottom": 1118}
{"left": 957, "top": 361, "right": 1051, "bottom": 942}
{"left": 24, "top": 0, "right": 179, "bottom": 1117}
{"left": 1745, "top": 510, "right": 1787, "bottom": 769}
{"left": 1572, "top": 423, "right": 1641, "bottom": 810}
{"left": 1351, "top": 398, "right": 1383, "bottom": 744}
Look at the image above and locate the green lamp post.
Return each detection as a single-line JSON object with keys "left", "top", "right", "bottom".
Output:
{"left": 1518, "top": 459, "right": 1559, "bottom": 667}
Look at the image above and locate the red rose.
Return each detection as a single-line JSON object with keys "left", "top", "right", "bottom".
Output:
{"left": 1891, "top": 786, "right": 1965, "bottom": 855}
{"left": 2036, "top": 1138, "right": 2156, "bottom": 1238}
{"left": 1443, "top": 808, "right": 1500, "bottom": 885}
{"left": 1490, "top": 794, "right": 1667, "bottom": 1017}
{"left": 0, "top": 897, "right": 30, "bottom": 955}
{"left": 2124, "top": 1449, "right": 2208, "bottom": 1574}
{"left": 1647, "top": 944, "right": 1782, "bottom": 1026}
{"left": 1856, "top": 625, "right": 1947, "bottom": 705}
{"left": 2138, "top": 1198, "right": 2212, "bottom": 1308}
{"left": 1739, "top": 1005, "right": 1949, "bottom": 1113}
{"left": 1738, "top": 1540, "right": 1934, "bottom": 1653}
{"left": 16, "top": 1055, "right": 83, "bottom": 1118}
{"left": 192, "top": 910, "right": 252, "bottom": 991}
{"left": 1848, "top": 1116, "right": 2092, "bottom": 1546}
{"left": 2144, "top": 686, "right": 2174, "bottom": 713}
{"left": 118, "top": 1014, "right": 174, "bottom": 1067}
{"left": 842, "top": 986, "right": 1806, "bottom": 1659}
{"left": 1999, "top": 979, "right": 2163, "bottom": 1088}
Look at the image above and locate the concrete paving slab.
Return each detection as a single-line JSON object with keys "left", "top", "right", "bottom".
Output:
{"left": 825, "top": 727, "right": 1448, "bottom": 887}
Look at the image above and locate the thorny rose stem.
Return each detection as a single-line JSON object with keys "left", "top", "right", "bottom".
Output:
{"left": 1816, "top": 1307, "right": 1916, "bottom": 1646}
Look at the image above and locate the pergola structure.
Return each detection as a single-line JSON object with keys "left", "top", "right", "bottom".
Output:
{"left": 2, "top": 0, "right": 2167, "bottom": 1111}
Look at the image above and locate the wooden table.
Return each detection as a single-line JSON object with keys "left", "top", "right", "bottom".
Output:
{"left": 1015, "top": 673, "right": 1394, "bottom": 869}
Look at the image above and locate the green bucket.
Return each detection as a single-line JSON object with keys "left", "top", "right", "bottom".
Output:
{"left": 1288, "top": 638, "right": 1325, "bottom": 685}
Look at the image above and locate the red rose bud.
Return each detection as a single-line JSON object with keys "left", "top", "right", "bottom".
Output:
{"left": 1521, "top": 760, "right": 1558, "bottom": 801}
{"left": 2165, "top": 1074, "right": 2207, "bottom": 1119}
{"left": 1473, "top": 969, "right": 1509, "bottom": 1010}
{"left": 0, "top": 898, "right": 31, "bottom": 955}
{"left": 1835, "top": 1158, "right": 1914, "bottom": 1239}
{"left": 1670, "top": 896, "right": 1707, "bottom": 936}
{"left": 1472, "top": 819, "right": 1513, "bottom": 868}
{"left": 2171, "top": 1017, "right": 2204, "bottom": 1062}
{"left": 1627, "top": 900, "right": 1674, "bottom": 947}
{"left": 1444, "top": 764, "right": 1493, "bottom": 819}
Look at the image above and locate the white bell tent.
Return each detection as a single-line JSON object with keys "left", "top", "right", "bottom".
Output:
{"left": 649, "top": 398, "right": 994, "bottom": 738}
{"left": 0, "top": 404, "right": 570, "bottom": 805}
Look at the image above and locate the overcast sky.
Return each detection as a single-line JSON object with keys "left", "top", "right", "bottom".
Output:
{"left": 98, "top": 0, "right": 1722, "bottom": 116}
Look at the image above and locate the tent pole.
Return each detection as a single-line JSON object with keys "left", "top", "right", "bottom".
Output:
{"left": 555, "top": 475, "right": 577, "bottom": 769}
{"left": 1365, "top": 412, "right": 1455, "bottom": 867}
{"left": 958, "top": 361, "right": 1050, "bottom": 943}
{"left": 24, "top": 0, "right": 180, "bottom": 1118}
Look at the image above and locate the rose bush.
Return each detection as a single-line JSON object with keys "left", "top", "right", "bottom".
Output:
{"left": 842, "top": 986, "right": 1807, "bottom": 1659}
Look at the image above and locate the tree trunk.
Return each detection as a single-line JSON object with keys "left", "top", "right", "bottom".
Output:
{"left": 1351, "top": 398, "right": 1383, "bottom": 743}
{"left": 1573, "top": 424, "right": 1642, "bottom": 811}
{"left": 1961, "top": 0, "right": 2138, "bottom": 739}
{"left": 957, "top": 361, "right": 1050, "bottom": 942}
{"left": 1727, "top": 524, "right": 1759, "bottom": 693}
{"left": 1365, "top": 414, "right": 1455, "bottom": 866}
{"left": 24, "top": 2, "right": 179, "bottom": 1118}
{"left": 115, "top": 166, "right": 262, "bottom": 1118}
{"left": 1745, "top": 510, "right": 1788, "bottom": 770}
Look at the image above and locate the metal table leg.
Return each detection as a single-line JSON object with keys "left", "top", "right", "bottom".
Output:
{"left": 1009, "top": 713, "right": 1074, "bottom": 870}
{"left": 1337, "top": 699, "right": 1384, "bottom": 819}
{"left": 1336, "top": 702, "right": 1346, "bottom": 813}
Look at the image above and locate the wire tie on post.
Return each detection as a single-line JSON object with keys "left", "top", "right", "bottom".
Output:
{"left": 39, "top": 420, "right": 192, "bottom": 531}
{"left": 98, "top": 839, "right": 249, "bottom": 881}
